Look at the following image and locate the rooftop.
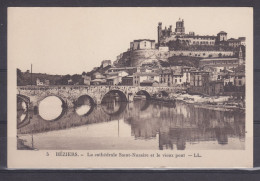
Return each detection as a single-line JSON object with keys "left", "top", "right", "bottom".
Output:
{"left": 134, "top": 72, "right": 159, "bottom": 76}
{"left": 218, "top": 31, "right": 227, "bottom": 34}
{"left": 133, "top": 39, "right": 156, "bottom": 42}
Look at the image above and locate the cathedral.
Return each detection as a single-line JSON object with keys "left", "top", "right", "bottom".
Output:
{"left": 157, "top": 19, "right": 245, "bottom": 48}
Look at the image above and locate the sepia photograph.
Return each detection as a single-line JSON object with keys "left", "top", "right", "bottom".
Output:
{"left": 8, "top": 7, "right": 253, "bottom": 168}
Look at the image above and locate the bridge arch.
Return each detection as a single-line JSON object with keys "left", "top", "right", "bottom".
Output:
{"left": 159, "top": 90, "right": 169, "bottom": 97}
{"left": 17, "top": 94, "right": 30, "bottom": 127}
{"left": 37, "top": 94, "right": 67, "bottom": 109}
{"left": 101, "top": 102, "right": 127, "bottom": 117}
{"left": 74, "top": 94, "right": 95, "bottom": 116}
{"left": 135, "top": 90, "right": 151, "bottom": 100}
{"left": 75, "top": 94, "right": 95, "bottom": 107}
{"left": 37, "top": 95, "right": 68, "bottom": 121}
{"left": 17, "top": 94, "right": 30, "bottom": 104}
{"left": 101, "top": 89, "right": 128, "bottom": 103}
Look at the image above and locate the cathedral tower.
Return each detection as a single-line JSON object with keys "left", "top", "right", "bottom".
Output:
{"left": 158, "top": 22, "right": 162, "bottom": 46}
{"left": 175, "top": 18, "right": 185, "bottom": 34}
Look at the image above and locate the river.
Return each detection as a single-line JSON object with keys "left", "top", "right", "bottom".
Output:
{"left": 17, "top": 95, "right": 245, "bottom": 150}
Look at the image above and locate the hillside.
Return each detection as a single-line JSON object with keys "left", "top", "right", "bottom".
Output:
{"left": 160, "top": 56, "right": 202, "bottom": 68}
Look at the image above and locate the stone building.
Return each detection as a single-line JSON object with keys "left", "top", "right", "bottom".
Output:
{"left": 101, "top": 60, "right": 111, "bottom": 68}
{"left": 216, "top": 31, "right": 228, "bottom": 42}
{"left": 133, "top": 72, "right": 160, "bottom": 86}
{"left": 206, "top": 81, "right": 224, "bottom": 96}
{"left": 82, "top": 75, "right": 91, "bottom": 85}
{"left": 130, "top": 39, "right": 156, "bottom": 51}
{"left": 159, "top": 67, "right": 190, "bottom": 87}
{"left": 121, "top": 76, "right": 134, "bottom": 86}
{"left": 175, "top": 18, "right": 185, "bottom": 34}
{"left": 106, "top": 71, "right": 129, "bottom": 85}
{"left": 36, "top": 78, "right": 44, "bottom": 86}
{"left": 188, "top": 70, "right": 210, "bottom": 94}
{"left": 199, "top": 57, "right": 240, "bottom": 71}
{"left": 227, "top": 38, "right": 241, "bottom": 48}
{"left": 199, "top": 47, "right": 244, "bottom": 70}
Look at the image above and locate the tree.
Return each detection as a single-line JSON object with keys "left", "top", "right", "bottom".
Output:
{"left": 17, "top": 68, "right": 25, "bottom": 86}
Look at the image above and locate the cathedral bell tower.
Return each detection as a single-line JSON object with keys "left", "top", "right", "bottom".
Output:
{"left": 158, "top": 22, "right": 162, "bottom": 46}
{"left": 175, "top": 18, "right": 185, "bottom": 34}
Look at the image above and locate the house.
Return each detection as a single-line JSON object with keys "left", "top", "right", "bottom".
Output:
{"left": 199, "top": 57, "right": 239, "bottom": 71}
{"left": 159, "top": 67, "right": 188, "bottom": 87}
{"left": 82, "top": 75, "right": 91, "bottom": 85}
{"left": 133, "top": 72, "right": 160, "bottom": 86}
{"left": 105, "top": 67, "right": 138, "bottom": 75}
{"left": 44, "top": 80, "right": 50, "bottom": 86}
{"left": 36, "top": 78, "right": 44, "bottom": 86}
{"left": 234, "top": 72, "right": 245, "bottom": 86}
{"left": 101, "top": 60, "right": 111, "bottom": 68}
{"left": 92, "top": 72, "right": 106, "bottom": 79}
{"left": 188, "top": 70, "right": 210, "bottom": 95}
{"left": 107, "top": 76, "right": 121, "bottom": 85}
{"left": 68, "top": 79, "right": 73, "bottom": 85}
{"left": 206, "top": 81, "right": 224, "bottom": 96}
{"left": 90, "top": 79, "right": 106, "bottom": 85}
{"left": 121, "top": 76, "right": 134, "bottom": 86}
{"left": 130, "top": 39, "right": 156, "bottom": 51}
{"left": 105, "top": 71, "right": 129, "bottom": 85}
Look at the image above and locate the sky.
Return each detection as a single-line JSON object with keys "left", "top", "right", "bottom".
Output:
{"left": 8, "top": 7, "right": 253, "bottom": 75}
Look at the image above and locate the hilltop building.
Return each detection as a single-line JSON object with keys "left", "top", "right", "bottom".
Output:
{"left": 130, "top": 39, "right": 156, "bottom": 51}
{"left": 101, "top": 60, "right": 111, "bottom": 68}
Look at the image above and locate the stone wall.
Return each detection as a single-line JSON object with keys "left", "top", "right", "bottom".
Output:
{"left": 130, "top": 49, "right": 234, "bottom": 67}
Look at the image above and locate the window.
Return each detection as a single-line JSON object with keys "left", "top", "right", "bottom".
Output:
{"left": 239, "top": 80, "right": 242, "bottom": 85}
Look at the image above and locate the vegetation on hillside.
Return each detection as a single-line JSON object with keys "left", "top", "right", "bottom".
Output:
{"left": 160, "top": 56, "right": 202, "bottom": 68}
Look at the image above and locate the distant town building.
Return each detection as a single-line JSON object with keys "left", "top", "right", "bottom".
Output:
{"left": 106, "top": 71, "right": 129, "bottom": 85}
{"left": 101, "top": 60, "right": 111, "bottom": 68}
{"left": 227, "top": 38, "right": 241, "bottom": 48}
{"left": 90, "top": 79, "right": 106, "bottom": 85}
{"left": 105, "top": 67, "right": 137, "bottom": 75}
{"left": 106, "top": 76, "right": 121, "bottom": 85}
{"left": 121, "top": 76, "right": 134, "bottom": 86}
{"left": 68, "top": 79, "right": 73, "bottom": 85}
{"left": 82, "top": 75, "right": 91, "bottom": 85}
{"left": 130, "top": 39, "right": 156, "bottom": 51}
{"left": 159, "top": 46, "right": 169, "bottom": 51}
{"left": 199, "top": 47, "right": 244, "bottom": 70}
{"left": 206, "top": 81, "right": 224, "bottom": 96}
{"left": 159, "top": 67, "right": 191, "bottom": 87}
{"left": 133, "top": 72, "right": 160, "bottom": 86}
{"left": 217, "top": 31, "right": 228, "bottom": 42}
{"left": 188, "top": 70, "right": 210, "bottom": 94}
{"left": 36, "top": 78, "right": 44, "bottom": 86}
{"left": 199, "top": 57, "right": 239, "bottom": 71}
{"left": 44, "top": 80, "right": 50, "bottom": 86}
{"left": 239, "top": 37, "right": 246, "bottom": 46}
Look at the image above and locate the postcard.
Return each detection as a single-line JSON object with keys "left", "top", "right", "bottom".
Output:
{"left": 8, "top": 7, "right": 253, "bottom": 168}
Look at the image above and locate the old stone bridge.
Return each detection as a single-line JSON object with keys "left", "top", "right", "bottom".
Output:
{"left": 17, "top": 85, "right": 181, "bottom": 110}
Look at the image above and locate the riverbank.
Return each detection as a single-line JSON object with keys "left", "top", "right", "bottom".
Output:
{"left": 169, "top": 93, "right": 245, "bottom": 111}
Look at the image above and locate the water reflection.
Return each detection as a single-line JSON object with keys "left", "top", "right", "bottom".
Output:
{"left": 39, "top": 96, "right": 64, "bottom": 121}
{"left": 75, "top": 95, "right": 94, "bottom": 116}
{"left": 17, "top": 98, "right": 245, "bottom": 150}
{"left": 101, "top": 92, "right": 127, "bottom": 116}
